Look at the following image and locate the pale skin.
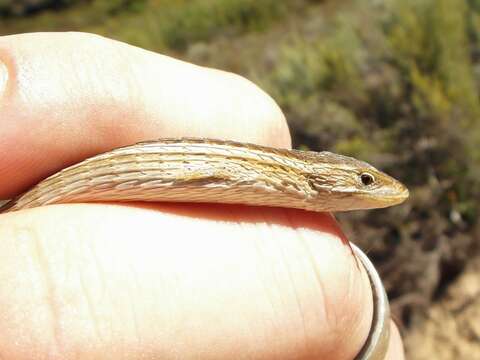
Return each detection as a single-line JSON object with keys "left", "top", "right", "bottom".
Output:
{"left": 0, "top": 32, "right": 405, "bottom": 360}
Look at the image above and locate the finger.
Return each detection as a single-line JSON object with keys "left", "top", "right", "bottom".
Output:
{"left": 386, "top": 322, "right": 406, "bottom": 360}
{"left": 0, "top": 32, "right": 289, "bottom": 197}
{"left": 0, "top": 204, "right": 371, "bottom": 360}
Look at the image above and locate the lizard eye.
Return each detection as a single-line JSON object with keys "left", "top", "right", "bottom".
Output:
{"left": 360, "top": 172, "right": 375, "bottom": 186}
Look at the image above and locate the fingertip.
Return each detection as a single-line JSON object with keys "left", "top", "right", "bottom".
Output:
{"left": 205, "top": 69, "right": 290, "bottom": 148}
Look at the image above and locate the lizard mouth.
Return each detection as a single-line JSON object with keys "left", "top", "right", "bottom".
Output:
{"left": 373, "top": 185, "right": 409, "bottom": 206}
{"left": 355, "top": 184, "right": 409, "bottom": 209}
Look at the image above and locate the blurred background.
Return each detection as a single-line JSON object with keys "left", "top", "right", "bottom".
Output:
{"left": 1, "top": 0, "right": 479, "bottom": 358}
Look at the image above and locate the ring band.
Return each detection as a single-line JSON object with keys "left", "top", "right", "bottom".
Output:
{"left": 352, "top": 244, "right": 390, "bottom": 360}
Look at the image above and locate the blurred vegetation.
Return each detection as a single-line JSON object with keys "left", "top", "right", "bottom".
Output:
{"left": 0, "top": 0, "right": 69, "bottom": 16}
{"left": 1, "top": 0, "right": 479, "bottom": 353}
{"left": 0, "top": 0, "right": 293, "bottom": 50}
{"left": 264, "top": 0, "right": 480, "bottom": 219}
{"left": 258, "top": 0, "right": 480, "bottom": 328}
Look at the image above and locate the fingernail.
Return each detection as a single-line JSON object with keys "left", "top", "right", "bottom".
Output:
{"left": 0, "top": 60, "right": 8, "bottom": 97}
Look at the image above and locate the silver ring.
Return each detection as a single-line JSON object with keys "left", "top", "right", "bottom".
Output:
{"left": 352, "top": 244, "right": 390, "bottom": 360}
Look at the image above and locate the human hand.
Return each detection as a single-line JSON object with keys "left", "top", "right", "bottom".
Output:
{"left": 0, "top": 32, "right": 404, "bottom": 360}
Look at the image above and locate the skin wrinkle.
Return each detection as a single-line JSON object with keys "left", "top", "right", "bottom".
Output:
{"left": 296, "top": 229, "right": 332, "bottom": 352}
{"left": 0, "top": 225, "right": 39, "bottom": 359}
{"left": 297, "top": 227, "right": 338, "bottom": 357}
{"left": 87, "top": 225, "right": 117, "bottom": 348}
{"left": 61, "top": 224, "right": 108, "bottom": 359}
{"left": 78, "top": 237, "right": 103, "bottom": 342}
{"left": 263, "top": 218, "right": 294, "bottom": 323}
{"left": 252, "top": 212, "right": 303, "bottom": 357}
{"left": 28, "top": 226, "right": 65, "bottom": 357}
{"left": 249, "top": 219, "right": 281, "bottom": 338}
{"left": 87, "top": 226, "right": 108, "bottom": 314}
{"left": 284, "top": 211, "right": 346, "bottom": 356}
{"left": 348, "top": 257, "right": 368, "bottom": 333}
{"left": 108, "top": 250, "right": 135, "bottom": 355}
{"left": 78, "top": 262, "right": 101, "bottom": 341}
{"left": 280, "top": 211, "right": 310, "bottom": 353}
{"left": 125, "top": 262, "right": 143, "bottom": 349}
{"left": 276, "top": 227, "right": 310, "bottom": 356}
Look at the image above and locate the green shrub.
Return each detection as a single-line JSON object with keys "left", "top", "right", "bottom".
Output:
{"left": 384, "top": 0, "right": 479, "bottom": 215}
{"left": 156, "top": 0, "right": 287, "bottom": 50}
{"left": 261, "top": 12, "right": 375, "bottom": 159}
{"left": 386, "top": 0, "right": 480, "bottom": 123}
